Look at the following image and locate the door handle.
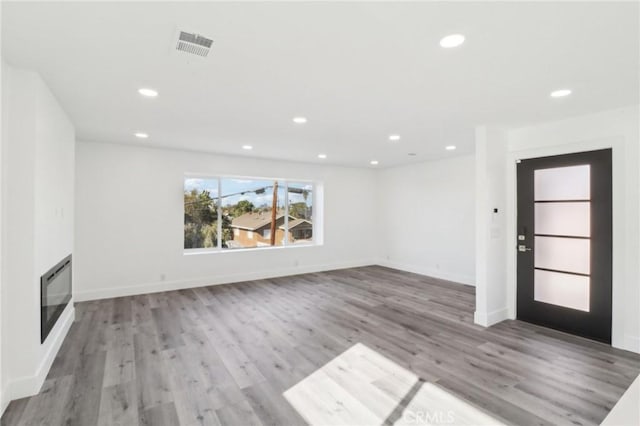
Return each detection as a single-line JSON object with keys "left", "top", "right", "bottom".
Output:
{"left": 518, "top": 245, "right": 532, "bottom": 252}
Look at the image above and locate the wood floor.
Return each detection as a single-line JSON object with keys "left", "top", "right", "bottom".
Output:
{"left": 2, "top": 266, "right": 639, "bottom": 426}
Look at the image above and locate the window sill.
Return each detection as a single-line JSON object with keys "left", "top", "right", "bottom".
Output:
{"left": 183, "top": 243, "right": 321, "bottom": 256}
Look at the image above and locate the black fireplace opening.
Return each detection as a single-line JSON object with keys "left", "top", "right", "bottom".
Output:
{"left": 41, "top": 254, "right": 72, "bottom": 343}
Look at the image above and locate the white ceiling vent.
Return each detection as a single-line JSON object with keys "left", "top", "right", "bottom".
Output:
{"left": 175, "top": 31, "right": 213, "bottom": 57}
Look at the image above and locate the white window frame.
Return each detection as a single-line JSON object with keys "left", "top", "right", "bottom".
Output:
{"left": 183, "top": 173, "right": 319, "bottom": 255}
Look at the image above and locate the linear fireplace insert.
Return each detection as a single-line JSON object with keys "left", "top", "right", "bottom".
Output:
{"left": 41, "top": 254, "right": 72, "bottom": 343}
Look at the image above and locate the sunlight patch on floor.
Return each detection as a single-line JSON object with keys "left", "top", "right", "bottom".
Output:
{"left": 283, "top": 343, "right": 505, "bottom": 426}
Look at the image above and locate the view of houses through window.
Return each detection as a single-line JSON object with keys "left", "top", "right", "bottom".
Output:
{"left": 184, "top": 176, "right": 314, "bottom": 250}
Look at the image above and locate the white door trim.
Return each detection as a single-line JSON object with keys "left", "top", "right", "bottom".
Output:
{"left": 505, "top": 136, "right": 626, "bottom": 349}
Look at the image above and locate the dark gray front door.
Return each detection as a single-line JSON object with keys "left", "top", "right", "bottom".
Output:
{"left": 516, "top": 149, "right": 612, "bottom": 343}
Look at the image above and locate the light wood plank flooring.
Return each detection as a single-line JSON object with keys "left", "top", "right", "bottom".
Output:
{"left": 2, "top": 266, "right": 639, "bottom": 425}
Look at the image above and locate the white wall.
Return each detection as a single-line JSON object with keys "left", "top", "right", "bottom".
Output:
{"left": 475, "top": 105, "right": 639, "bottom": 353}
{"left": 1, "top": 62, "right": 75, "bottom": 405}
{"left": 0, "top": 8, "right": 3, "bottom": 414}
{"left": 0, "top": 56, "right": 4, "bottom": 417}
{"left": 74, "top": 141, "right": 379, "bottom": 300}
{"left": 376, "top": 155, "right": 475, "bottom": 286}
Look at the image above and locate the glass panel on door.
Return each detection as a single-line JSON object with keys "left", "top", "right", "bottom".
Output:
{"left": 534, "top": 164, "right": 590, "bottom": 201}
{"left": 534, "top": 236, "right": 590, "bottom": 275}
{"left": 534, "top": 270, "right": 590, "bottom": 312}
{"left": 534, "top": 202, "right": 590, "bottom": 237}
{"left": 533, "top": 165, "right": 591, "bottom": 312}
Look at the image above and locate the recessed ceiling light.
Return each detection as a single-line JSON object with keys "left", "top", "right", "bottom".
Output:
{"left": 134, "top": 132, "right": 149, "bottom": 139}
{"left": 408, "top": 153, "right": 417, "bottom": 156}
{"left": 550, "top": 89, "right": 572, "bottom": 98}
{"left": 292, "top": 117, "right": 308, "bottom": 124}
{"left": 389, "top": 135, "right": 401, "bottom": 142}
{"left": 370, "top": 160, "right": 379, "bottom": 165}
{"left": 445, "top": 145, "right": 456, "bottom": 151}
{"left": 318, "top": 154, "right": 327, "bottom": 159}
{"left": 440, "top": 34, "right": 465, "bottom": 48}
{"left": 242, "top": 145, "right": 253, "bottom": 150}
{"left": 138, "top": 88, "right": 158, "bottom": 98}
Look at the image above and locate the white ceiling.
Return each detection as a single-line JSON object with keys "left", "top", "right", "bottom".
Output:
{"left": 2, "top": 1, "right": 638, "bottom": 168}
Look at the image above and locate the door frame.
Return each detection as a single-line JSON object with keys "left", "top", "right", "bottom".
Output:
{"left": 505, "top": 136, "right": 626, "bottom": 348}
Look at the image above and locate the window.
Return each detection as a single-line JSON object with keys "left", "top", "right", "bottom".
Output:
{"left": 184, "top": 176, "right": 316, "bottom": 252}
{"left": 221, "top": 178, "right": 286, "bottom": 249}
{"left": 184, "top": 177, "right": 220, "bottom": 249}
{"left": 287, "top": 182, "right": 313, "bottom": 244}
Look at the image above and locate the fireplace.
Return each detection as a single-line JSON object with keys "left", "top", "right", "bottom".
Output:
{"left": 41, "top": 255, "right": 72, "bottom": 343}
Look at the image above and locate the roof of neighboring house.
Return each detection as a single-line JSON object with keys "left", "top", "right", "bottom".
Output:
{"left": 230, "top": 212, "right": 291, "bottom": 231}
{"left": 279, "top": 218, "right": 312, "bottom": 230}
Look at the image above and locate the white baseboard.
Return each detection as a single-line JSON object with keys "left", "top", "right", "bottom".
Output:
{"left": 601, "top": 373, "right": 640, "bottom": 426}
{"left": 474, "top": 307, "right": 509, "bottom": 327}
{"left": 622, "top": 334, "right": 640, "bottom": 354}
{"left": 376, "top": 259, "right": 475, "bottom": 287}
{"left": 5, "top": 303, "right": 75, "bottom": 403}
{"left": 0, "top": 384, "right": 8, "bottom": 419}
{"left": 75, "top": 259, "right": 377, "bottom": 302}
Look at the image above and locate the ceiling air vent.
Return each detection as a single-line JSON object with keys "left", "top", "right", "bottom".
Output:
{"left": 176, "top": 31, "right": 213, "bottom": 57}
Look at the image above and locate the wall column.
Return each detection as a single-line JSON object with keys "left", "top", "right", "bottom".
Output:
{"left": 474, "top": 125, "right": 510, "bottom": 326}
